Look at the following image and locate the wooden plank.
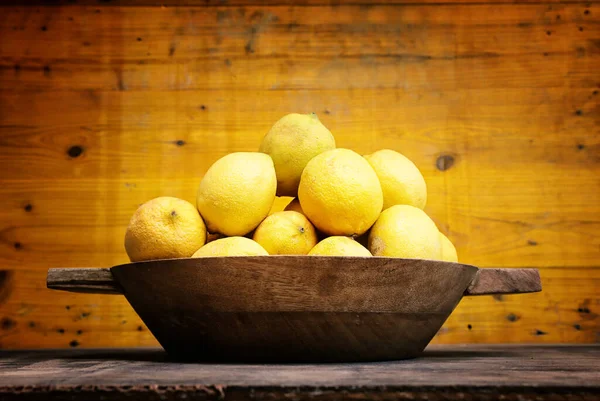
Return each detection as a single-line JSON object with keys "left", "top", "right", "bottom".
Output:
{"left": 0, "top": 88, "right": 598, "bottom": 178}
{"left": 4, "top": 53, "right": 598, "bottom": 93}
{"left": 1, "top": 1, "right": 599, "bottom": 5}
{"left": 435, "top": 266, "right": 600, "bottom": 344}
{"left": 0, "top": 4, "right": 598, "bottom": 93}
{"left": 0, "top": 267, "right": 597, "bottom": 349}
{"left": 0, "top": 345, "right": 598, "bottom": 401}
{"left": 0, "top": 177, "right": 598, "bottom": 268}
{"left": 0, "top": 269, "right": 153, "bottom": 350}
{"left": 0, "top": 4, "right": 596, "bottom": 59}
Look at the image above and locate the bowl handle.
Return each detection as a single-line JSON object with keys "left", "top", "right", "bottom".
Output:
{"left": 47, "top": 268, "right": 123, "bottom": 294}
{"left": 464, "top": 268, "right": 541, "bottom": 296}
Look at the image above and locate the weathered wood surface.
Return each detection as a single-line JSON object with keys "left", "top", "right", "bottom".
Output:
{"left": 47, "top": 258, "right": 476, "bottom": 361}
{"left": 465, "top": 268, "right": 541, "bottom": 295}
{"left": 46, "top": 262, "right": 541, "bottom": 297}
{"left": 3, "top": 266, "right": 595, "bottom": 349}
{"left": 44, "top": 259, "right": 538, "bottom": 361}
{"left": 0, "top": 345, "right": 598, "bottom": 401}
{"left": 46, "top": 268, "right": 120, "bottom": 294}
{"left": 0, "top": 1, "right": 598, "bottom": 349}
{"left": 3, "top": 0, "right": 598, "bottom": 5}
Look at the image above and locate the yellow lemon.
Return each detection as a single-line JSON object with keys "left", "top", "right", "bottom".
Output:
{"left": 253, "top": 211, "right": 317, "bottom": 255}
{"left": 285, "top": 199, "right": 331, "bottom": 242}
{"left": 364, "top": 149, "right": 427, "bottom": 210}
{"left": 124, "top": 197, "right": 206, "bottom": 262}
{"left": 268, "top": 196, "right": 294, "bottom": 215}
{"left": 284, "top": 198, "right": 305, "bottom": 215}
{"left": 439, "top": 232, "right": 459, "bottom": 263}
{"left": 368, "top": 205, "right": 441, "bottom": 259}
{"left": 192, "top": 236, "right": 268, "bottom": 257}
{"left": 196, "top": 152, "right": 276, "bottom": 236}
{"left": 298, "top": 148, "right": 383, "bottom": 236}
{"left": 308, "top": 236, "right": 372, "bottom": 256}
{"left": 259, "top": 113, "right": 336, "bottom": 197}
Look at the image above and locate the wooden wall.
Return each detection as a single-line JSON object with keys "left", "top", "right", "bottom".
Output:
{"left": 0, "top": 0, "right": 598, "bottom": 349}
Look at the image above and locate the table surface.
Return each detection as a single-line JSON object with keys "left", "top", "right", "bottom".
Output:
{"left": 0, "top": 345, "right": 598, "bottom": 400}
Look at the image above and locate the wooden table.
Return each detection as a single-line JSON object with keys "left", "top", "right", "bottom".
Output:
{"left": 0, "top": 345, "right": 598, "bottom": 400}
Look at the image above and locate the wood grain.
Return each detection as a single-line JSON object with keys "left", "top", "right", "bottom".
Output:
{"left": 107, "top": 257, "right": 479, "bottom": 361}
{"left": 0, "top": 1, "right": 598, "bottom": 349}
{"left": 46, "top": 268, "right": 121, "bottom": 294}
{"left": 2, "top": 0, "right": 597, "bottom": 5}
{"left": 47, "top": 263, "right": 541, "bottom": 297}
{"left": 0, "top": 267, "right": 596, "bottom": 349}
{"left": 45, "top": 260, "right": 539, "bottom": 361}
{"left": 0, "top": 345, "right": 598, "bottom": 401}
{"left": 0, "top": 4, "right": 598, "bottom": 100}
{"left": 0, "top": 88, "right": 598, "bottom": 176}
{"left": 465, "top": 268, "right": 542, "bottom": 295}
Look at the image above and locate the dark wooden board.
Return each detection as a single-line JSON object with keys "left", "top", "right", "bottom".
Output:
{"left": 0, "top": 345, "right": 598, "bottom": 400}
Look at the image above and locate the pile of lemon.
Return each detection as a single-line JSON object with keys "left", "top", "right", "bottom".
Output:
{"left": 124, "top": 113, "right": 458, "bottom": 263}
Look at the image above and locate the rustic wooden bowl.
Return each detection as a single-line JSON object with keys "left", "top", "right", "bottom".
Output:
{"left": 47, "top": 256, "right": 541, "bottom": 362}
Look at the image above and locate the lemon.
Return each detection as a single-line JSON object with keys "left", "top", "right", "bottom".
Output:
{"left": 298, "top": 148, "right": 383, "bottom": 236}
{"left": 308, "top": 236, "right": 372, "bottom": 256}
{"left": 192, "top": 236, "right": 268, "bottom": 257}
{"left": 196, "top": 152, "right": 276, "bottom": 236}
{"left": 439, "top": 232, "right": 458, "bottom": 262}
{"left": 253, "top": 211, "right": 317, "bottom": 255}
{"left": 269, "top": 196, "right": 294, "bottom": 215}
{"left": 364, "top": 149, "right": 427, "bottom": 210}
{"left": 285, "top": 199, "right": 332, "bottom": 242}
{"left": 259, "top": 113, "right": 336, "bottom": 197}
{"left": 124, "top": 197, "right": 206, "bottom": 262}
{"left": 368, "top": 205, "right": 441, "bottom": 259}
{"left": 284, "top": 198, "right": 305, "bottom": 215}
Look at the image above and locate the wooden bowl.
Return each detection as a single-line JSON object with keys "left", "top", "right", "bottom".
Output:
{"left": 47, "top": 256, "right": 541, "bottom": 362}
